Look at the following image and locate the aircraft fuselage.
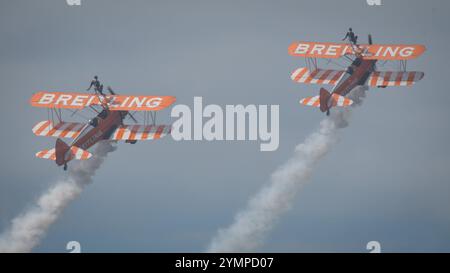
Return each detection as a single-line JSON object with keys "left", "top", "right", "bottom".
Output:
{"left": 332, "top": 57, "right": 377, "bottom": 97}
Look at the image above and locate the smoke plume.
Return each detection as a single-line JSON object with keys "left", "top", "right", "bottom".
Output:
{"left": 0, "top": 141, "right": 116, "bottom": 253}
{"left": 207, "top": 87, "right": 367, "bottom": 252}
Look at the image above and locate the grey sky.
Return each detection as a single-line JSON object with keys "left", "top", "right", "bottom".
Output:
{"left": 1, "top": 0, "right": 449, "bottom": 252}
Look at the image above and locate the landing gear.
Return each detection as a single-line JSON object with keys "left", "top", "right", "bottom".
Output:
{"left": 63, "top": 163, "right": 67, "bottom": 171}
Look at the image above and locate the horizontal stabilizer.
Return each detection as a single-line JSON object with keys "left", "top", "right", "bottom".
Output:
{"left": 330, "top": 93, "right": 353, "bottom": 107}
{"left": 300, "top": 96, "right": 321, "bottom": 107}
{"left": 69, "top": 146, "right": 92, "bottom": 160}
{"left": 36, "top": 146, "right": 91, "bottom": 161}
{"left": 36, "top": 148, "right": 56, "bottom": 160}
{"left": 299, "top": 94, "right": 353, "bottom": 108}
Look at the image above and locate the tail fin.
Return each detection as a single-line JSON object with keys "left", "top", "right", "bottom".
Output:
{"left": 55, "top": 138, "right": 70, "bottom": 166}
{"left": 319, "top": 88, "right": 332, "bottom": 113}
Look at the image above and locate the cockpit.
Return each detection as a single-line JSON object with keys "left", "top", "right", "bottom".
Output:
{"left": 98, "top": 109, "right": 108, "bottom": 119}
{"left": 88, "top": 109, "right": 109, "bottom": 128}
{"left": 70, "top": 109, "right": 110, "bottom": 146}
{"left": 89, "top": 118, "right": 98, "bottom": 127}
{"left": 351, "top": 58, "right": 362, "bottom": 67}
{"left": 346, "top": 58, "right": 362, "bottom": 75}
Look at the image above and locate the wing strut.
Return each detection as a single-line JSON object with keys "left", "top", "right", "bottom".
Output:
{"left": 47, "top": 108, "right": 63, "bottom": 126}
{"left": 150, "top": 112, "right": 157, "bottom": 126}
{"left": 143, "top": 111, "right": 157, "bottom": 126}
{"left": 305, "top": 57, "right": 318, "bottom": 71}
{"left": 400, "top": 60, "right": 407, "bottom": 72}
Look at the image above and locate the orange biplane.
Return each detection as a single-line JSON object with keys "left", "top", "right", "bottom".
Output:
{"left": 30, "top": 87, "right": 175, "bottom": 170}
{"left": 288, "top": 35, "right": 426, "bottom": 115}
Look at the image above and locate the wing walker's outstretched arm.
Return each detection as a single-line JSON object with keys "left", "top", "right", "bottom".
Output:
{"left": 342, "top": 32, "right": 349, "bottom": 41}
{"left": 87, "top": 80, "right": 95, "bottom": 91}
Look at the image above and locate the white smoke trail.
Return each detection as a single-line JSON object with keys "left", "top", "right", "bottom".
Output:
{"left": 207, "top": 87, "right": 367, "bottom": 252}
{"left": 0, "top": 141, "right": 117, "bottom": 253}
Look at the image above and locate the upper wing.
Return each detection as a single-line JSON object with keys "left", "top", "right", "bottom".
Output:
{"left": 288, "top": 42, "right": 353, "bottom": 59}
{"left": 360, "top": 44, "right": 426, "bottom": 60}
{"left": 30, "top": 91, "right": 176, "bottom": 111}
{"left": 110, "top": 124, "right": 171, "bottom": 140}
{"left": 288, "top": 42, "right": 426, "bottom": 60}
{"left": 32, "top": 120, "right": 86, "bottom": 139}
{"left": 367, "top": 71, "right": 424, "bottom": 87}
{"left": 291, "top": 67, "right": 345, "bottom": 85}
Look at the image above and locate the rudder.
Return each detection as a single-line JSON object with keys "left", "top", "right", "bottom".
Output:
{"left": 55, "top": 138, "right": 70, "bottom": 166}
{"left": 319, "top": 88, "right": 331, "bottom": 113}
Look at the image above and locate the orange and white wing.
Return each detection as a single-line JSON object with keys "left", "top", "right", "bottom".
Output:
{"left": 291, "top": 68, "right": 345, "bottom": 85}
{"left": 32, "top": 120, "right": 86, "bottom": 139}
{"left": 110, "top": 124, "right": 171, "bottom": 141}
{"left": 105, "top": 95, "right": 176, "bottom": 111}
{"left": 30, "top": 92, "right": 97, "bottom": 109}
{"left": 289, "top": 42, "right": 354, "bottom": 59}
{"left": 367, "top": 71, "right": 424, "bottom": 87}
{"left": 30, "top": 91, "right": 176, "bottom": 111}
{"left": 288, "top": 42, "right": 426, "bottom": 60}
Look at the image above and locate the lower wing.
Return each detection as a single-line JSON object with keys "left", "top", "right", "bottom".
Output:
{"left": 367, "top": 71, "right": 424, "bottom": 87}
{"left": 291, "top": 68, "right": 345, "bottom": 85}
{"left": 110, "top": 124, "right": 171, "bottom": 140}
{"left": 291, "top": 68, "right": 424, "bottom": 88}
{"left": 32, "top": 120, "right": 86, "bottom": 138}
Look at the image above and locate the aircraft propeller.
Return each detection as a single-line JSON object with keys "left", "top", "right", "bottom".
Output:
{"left": 108, "top": 86, "right": 138, "bottom": 124}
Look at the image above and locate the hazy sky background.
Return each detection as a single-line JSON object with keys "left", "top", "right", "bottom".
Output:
{"left": 1, "top": 0, "right": 449, "bottom": 252}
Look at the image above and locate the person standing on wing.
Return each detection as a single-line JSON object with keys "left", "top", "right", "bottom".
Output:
{"left": 342, "top": 27, "right": 358, "bottom": 45}
{"left": 87, "top": 75, "right": 104, "bottom": 95}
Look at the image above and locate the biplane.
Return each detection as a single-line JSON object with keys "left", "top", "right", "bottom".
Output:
{"left": 30, "top": 87, "right": 176, "bottom": 170}
{"left": 288, "top": 35, "right": 426, "bottom": 115}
